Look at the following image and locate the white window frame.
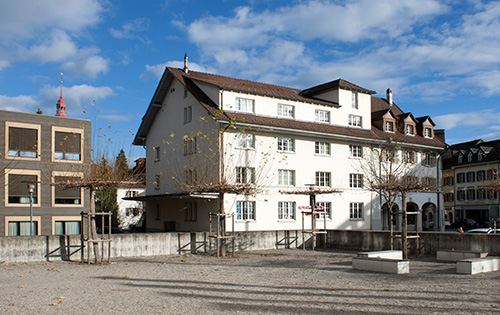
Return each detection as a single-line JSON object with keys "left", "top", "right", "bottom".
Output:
{"left": 51, "top": 216, "right": 81, "bottom": 235}
{"left": 235, "top": 133, "right": 255, "bottom": 149}
{"left": 236, "top": 167, "right": 255, "bottom": 184}
{"left": 315, "top": 110, "right": 330, "bottom": 123}
{"left": 5, "top": 216, "right": 41, "bottom": 236}
{"left": 352, "top": 92, "right": 358, "bottom": 109}
{"left": 277, "top": 137, "right": 294, "bottom": 152}
{"left": 424, "top": 127, "right": 433, "bottom": 138}
{"left": 4, "top": 169, "right": 41, "bottom": 207}
{"left": 236, "top": 97, "right": 255, "bottom": 113}
{"left": 349, "top": 145, "right": 363, "bottom": 158}
{"left": 236, "top": 201, "right": 255, "bottom": 221}
{"left": 278, "top": 201, "right": 295, "bottom": 220}
{"left": 277, "top": 104, "right": 294, "bottom": 118}
{"left": 348, "top": 115, "right": 362, "bottom": 127}
{"left": 315, "top": 171, "right": 331, "bottom": 187}
{"left": 385, "top": 121, "right": 395, "bottom": 133}
{"left": 349, "top": 173, "right": 363, "bottom": 188}
{"left": 5, "top": 122, "right": 41, "bottom": 161}
{"left": 315, "top": 141, "right": 330, "bottom": 155}
{"left": 184, "top": 137, "right": 197, "bottom": 155}
{"left": 406, "top": 124, "right": 415, "bottom": 136}
{"left": 315, "top": 202, "right": 331, "bottom": 219}
{"left": 350, "top": 202, "right": 364, "bottom": 220}
{"left": 404, "top": 150, "right": 417, "bottom": 164}
{"left": 278, "top": 169, "right": 295, "bottom": 186}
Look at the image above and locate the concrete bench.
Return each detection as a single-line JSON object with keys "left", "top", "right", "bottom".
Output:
{"left": 436, "top": 250, "right": 488, "bottom": 262}
{"left": 352, "top": 257, "right": 409, "bottom": 274}
{"left": 456, "top": 257, "right": 500, "bottom": 275}
{"left": 357, "top": 250, "right": 403, "bottom": 260}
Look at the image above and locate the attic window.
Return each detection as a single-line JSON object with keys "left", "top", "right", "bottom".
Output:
{"left": 478, "top": 151, "right": 483, "bottom": 161}
{"left": 406, "top": 124, "right": 415, "bottom": 136}
{"left": 385, "top": 121, "right": 394, "bottom": 133}
{"left": 468, "top": 152, "right": 473, "bottom": 162}
{"left": 458, "top": 154, "right": 463, "bottom": 163}
{"left": 424, "top": 127, "right": 433, "bottom": 138}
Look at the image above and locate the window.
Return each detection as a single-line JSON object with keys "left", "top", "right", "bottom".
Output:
{"left": 315, "top": 171, "right": 331, "bottom": 187}
{"left": 154, "top": 175, "right": 160, "bottom": 190}
{"left": 444, "top": 176, "right": 454, "bottom": 186}
{"left": 382, "top": 150, "right": 399, "bottom": 163}
{"left": 487, "top": 169, "right": 497, "bottom": 180}
{"left": 126, "top": 208, "right": 141, "bottom": 216}
{"left": 235, "top": 134, "right": 255, "bottom": 149}
{"left": 404, "top": 151, "right": 417, "bottom": 164}
{"left": 467, "top": 152, "right": 473, "bottom": 162}
{"left": 478, "top": 151, "right": 483, "bottom": 161}
{"left": 422, "top": 152, "right": 436, "bottom": 167}
{"left": 444, "top": 192, "right": 454, "bottom": 202}
{"left": 277, "top": 104, "right": 294, "bottom": 118}
{"left": 184, "top": 169, "right": 197, "bottom": 185}
{"left": 466, "top": 172, "right": 475, "bottom": 183}
{"left": 184, "top": 202, "right": 197, "bottom": 222}
{"left": 8, "top": 221, "right": 38, "bottom": 236}
{"left": 315, "top": 202, "right": 331, "bottom": 219}
{"left": 236, "top": 201, "right": 255, "bottom": 221}
{"left": 6, "top": 123, "right": 40, "bottom": 159}
{"left": 477, "top": 188, "right": 486, "bottom": 200}
{"left": 458, "top": 154, "right": 463, "bottom": 164}
{"left": 352, "top": 92, "right": 358, "bottom": 109}
{"left": 385, "top": 121, "right": 394, "bottom": 132}
{"left": 350, "top": 202, "right": 363, "bottom": 220}
{"left": 277, "top": 137, "right": 294, "bottom": 152}
{"left": 349, "top": 174, "right": 363, "bottom": 188}
{"left": 184, "top": 106, "right": 192, "bottom": 123}
{"left": 236, "top": 98, "right": 254, "bottom": 113}
{"left": 406, "top": 124, "right": 415, "bottom": 136}
{"left": 236, "top": 167, "right": 255, "bottom": 184}
{"left": 424, "top": 127, "right": 433, "bottom": 138}
{"left": 488, "top": 190, "right": 498, "bottom": 200}
{"left": 457, "top": 189, "right": 465, "bottom": 201}
{"left": 315, "top": 141, "right": 330, "bottom": 155}
{"left": 54, "top": 221, "right": 80, "bottom": 235}
{"left": 53, "top": 175, "right": 82, "bottom": 205}
{"left": 153, "top": 146, "right": 161, "bottom": 161}
{"left": 466, "top": 187, "right": 475, "bottom": 201}
{"left": 477, "top": 170, "right": 486, "bottom": 182}
{"left": 348, "top": 115, "right": 362, "bottom": 127}
{"left": 315, "top": 110, "right": 330, "bottom": 123}
{"left": 53, "top": 128, "right": 83, "bottom": 161}
{"left": 456, "top": 173, "right": 465, "bottom": 184}
{"left": 349, "top": 145, "right": 363, "bottom": 158}
{"left": 278, "top": 201, "right": 295, "bottom": 220}
{"left": 6, "top": 172, "right": 38, "bottom": 205}
{"left": 126, "top": 190, "right": 139, "bottom": 198}
{"left": 278, "top": 170, "right": 295, "bottom": 186}
{"left": 184, "top": 137, "right": 197, "bottom": 155}
{"left": 423, "top": 176, "right": 437, "bottom": 187}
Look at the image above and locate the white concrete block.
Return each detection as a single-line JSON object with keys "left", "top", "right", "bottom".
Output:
{"left": 352, "top": 257, "right": 409, "bottom": 274}
{"left": 437, "top": 250, "right": 488, "bottom": 262}
{"left": 456, "top": 257, "right": 500, "bottom": 275}
{"left": 358, "top": 250, "right": 403, "bottom": 260}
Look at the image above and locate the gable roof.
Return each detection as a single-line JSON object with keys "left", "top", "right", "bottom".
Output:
{"left": 134, "top": 67, "right": 446, "bottom": 149}
{"left": 300, "top": 78, "right": 376, "bottom": 96}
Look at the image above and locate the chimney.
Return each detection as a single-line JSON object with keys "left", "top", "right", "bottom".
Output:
{"left": 386, "top": 88, "right": 393, "bottom": 106}
{"left": 183, "top": 53, "right": 189, "bottom": 74}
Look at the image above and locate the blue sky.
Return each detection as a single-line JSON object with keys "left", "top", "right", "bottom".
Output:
{"left": 1, "top": 0, "right": 500, "bottom": 162}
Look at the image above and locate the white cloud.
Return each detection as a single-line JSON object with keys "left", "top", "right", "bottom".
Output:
{"left": 0, "top": 0, "right": 104, "bottom": 41}
{"left": 39, "top": 84, "right": 113, "bottom": 116}
{"left": 108, "top": 18, "right": 150, "bottom": 41}
{"left": 21, "top": 30, "right": 78, "bottom": 63}
{"left": 0, "top": 95, "right": 37, "bottom": 112}
{"left": 434, "top": 109, "right": 500, "bottom": 130}
{"left": 62, "top": 48, "right": 110, "bottom": 78}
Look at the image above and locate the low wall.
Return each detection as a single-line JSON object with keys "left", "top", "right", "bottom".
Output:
{"left": 2, "top": 230, "right": 499, "bottom": 263}
{"left": 323, "top": 230, "right": 500, "bottom": 256}
{"left": 0, "top": 230, "right": 310, "bottom": 263}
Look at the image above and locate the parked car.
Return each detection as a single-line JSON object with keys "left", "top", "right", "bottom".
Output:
{"left": 449, "top": 218, "right": 477, "bottom": 231}
{"left": 465, "top": 228, "right": 500, "bottom": 234}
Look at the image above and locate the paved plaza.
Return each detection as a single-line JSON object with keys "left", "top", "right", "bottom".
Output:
{"left": 1, "top": 249, "right": 498, "bottom": 314}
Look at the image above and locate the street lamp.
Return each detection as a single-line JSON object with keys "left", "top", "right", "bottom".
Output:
{"left": 27, "top": 182, "right": 36, "bottom": 236}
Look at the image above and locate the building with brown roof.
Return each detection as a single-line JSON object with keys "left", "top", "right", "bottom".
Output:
{"left": 133, "top": 63, "right": 446, "bottom": 233}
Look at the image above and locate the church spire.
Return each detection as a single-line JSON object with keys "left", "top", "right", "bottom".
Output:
{"left": 55, "top": 73, "right": 67, "bottom": 117}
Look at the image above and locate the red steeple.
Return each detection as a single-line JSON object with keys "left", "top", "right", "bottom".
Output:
{"left": 55, "top": 73, "right": 67, "bottom": 117}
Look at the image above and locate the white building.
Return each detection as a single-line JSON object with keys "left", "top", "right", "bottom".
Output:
{"left": 116, "top": 186, "right": 145, "bottom": 230}
{"left": 133, "top": 66, "right": 446, "bottom": 233}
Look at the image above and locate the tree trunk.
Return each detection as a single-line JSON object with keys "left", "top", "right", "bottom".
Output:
{"left": 89, "top": 187, "right": 102, "bottom": 263}
{"left": 401, "top": 192, "right": 408, "bottom": 259}
{"left": 219, "top": 192, "right": 226, "bottom": 257}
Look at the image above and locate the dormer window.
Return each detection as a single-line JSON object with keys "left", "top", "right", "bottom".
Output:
{"left": 385, "top": 121, "right": 394, "bottom": 133}
{"left": 424, "top": 127, "right": 433, "bottom": 138}
{"left": 406, "top": 124, "right": 415, "bottom": 136}
{"left": 236, "top": 97, "right": 255, "bottom": 113}
{"left": 468, "top": 152, "right": 473, "bottom": 162}
{"left": 478, "top": 151, "right": 483, "bottom": 161}
{"left": 458, "top": 153, "right": 463, "bottom": 163}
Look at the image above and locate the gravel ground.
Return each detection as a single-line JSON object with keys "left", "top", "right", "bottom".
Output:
{"left": 0, "top": 249, "right": 499, "bottom": 314}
